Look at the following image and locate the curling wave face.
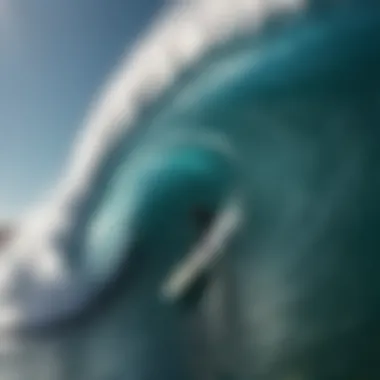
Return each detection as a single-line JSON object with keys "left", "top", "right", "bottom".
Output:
{"left": 0, "top": 0, "right": 304, "bottom": 332}
{"left": 1, "top": 2, "right": 380, "bottom": 380}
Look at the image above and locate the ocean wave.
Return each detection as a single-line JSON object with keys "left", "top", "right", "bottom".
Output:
{"left": 0, "top": 0, "right": 304, "bottom": 332}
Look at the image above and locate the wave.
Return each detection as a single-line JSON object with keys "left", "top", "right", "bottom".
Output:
{"left": 0, "top": 0, "right": 304, "bottom": 332}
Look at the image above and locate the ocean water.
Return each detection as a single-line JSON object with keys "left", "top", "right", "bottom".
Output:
{"left": 1, "top": 2, "right": 380, "bottom": 380}
{"left": 0, "top": 1, "right": 290, "bottom": 379}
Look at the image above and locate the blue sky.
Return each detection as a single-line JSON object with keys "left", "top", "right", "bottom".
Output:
{"left": 0, "top": 0, "right": 164, "bottom": 221}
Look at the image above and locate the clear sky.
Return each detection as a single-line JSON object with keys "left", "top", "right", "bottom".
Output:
{"left": 0, "top": 0, "right": 164, "bottom": 221}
